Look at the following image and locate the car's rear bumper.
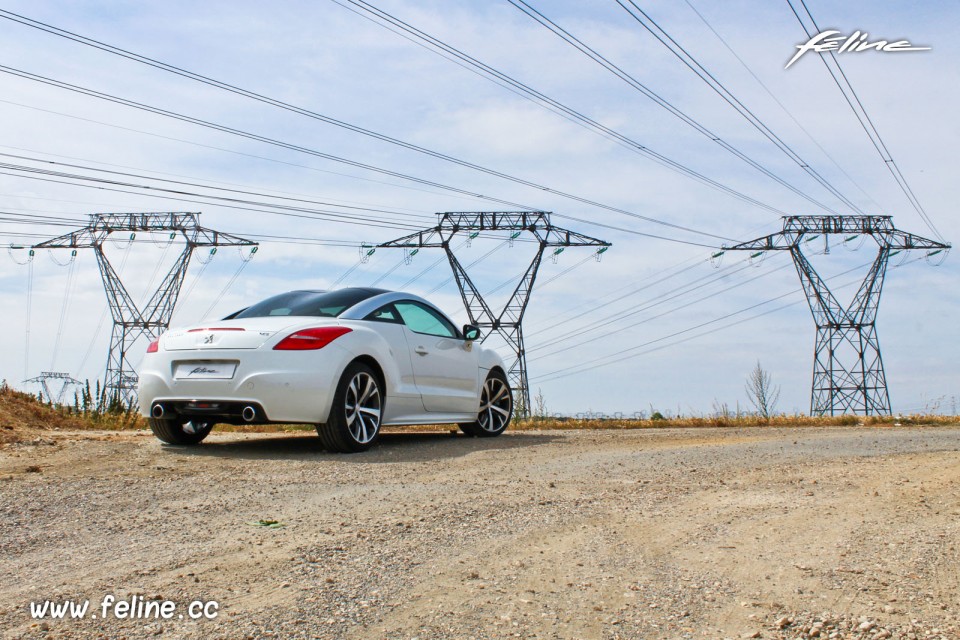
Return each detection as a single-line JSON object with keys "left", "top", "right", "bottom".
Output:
{"left": 137, "top": 346, "right": 348, "bottom": 423}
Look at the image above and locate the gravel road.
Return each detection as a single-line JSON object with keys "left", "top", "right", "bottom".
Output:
{"left": 2, "top": 426, "right": 959, "bottom": 639}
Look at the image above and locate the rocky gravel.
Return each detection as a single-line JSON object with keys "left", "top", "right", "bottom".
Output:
{"left": 1, "top": 426, "right": 959, "bottom": 639}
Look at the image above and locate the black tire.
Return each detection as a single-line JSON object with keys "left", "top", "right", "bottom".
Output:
{"left": 316, "top": 362, "right": 383, "bottom": 453}
{"left": 148, "top": 417, "right": 214, "bottom": 445}
{"left": 459, "top": 370, "right": 513, "bottom": 438}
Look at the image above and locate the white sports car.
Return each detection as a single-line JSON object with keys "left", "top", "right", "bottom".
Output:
{"left": 138, "top": 288, "right": 513, "bottom": 452}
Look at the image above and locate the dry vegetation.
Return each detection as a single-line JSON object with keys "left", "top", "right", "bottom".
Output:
{"left": 512, "top": 413, "right": 960, "bottom": 431}
{"left": 2, "top": 382, "right": 958, "bottom": 447}
{"left": 0, "top": 382, "right": 144, "bottom": 444}
{"left": 0, "top": 383, "right": 87, "bottom": 444}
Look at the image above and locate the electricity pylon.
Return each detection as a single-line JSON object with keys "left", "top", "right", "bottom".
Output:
{"left": 23, "top": 371, "right": 81, "bottom": 405}
{"left": 32, "top": 212, "right": 257, "bottom": 405}
{"left": 727, "top": 215, "right": 949, "bottom": 416}
{"left": 379, "top": 211, "right": 610, "bottom": 415}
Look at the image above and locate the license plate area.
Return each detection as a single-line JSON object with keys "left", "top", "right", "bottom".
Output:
{"left": 173, "top": 361, "right": 238, "bottom": 380}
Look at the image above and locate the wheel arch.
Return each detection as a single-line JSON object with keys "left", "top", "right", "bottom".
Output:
{"left": 349, "top": 354, "right": 387, "bottom": 397}
{"left": 478, "top": 346, "right": 508, "bottom": 378}
{"left": 487, "top": 364, "right": 508, "bottom": 381}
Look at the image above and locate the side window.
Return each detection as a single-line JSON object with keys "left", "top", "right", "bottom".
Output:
{"left": 394, "top": 301, "right": 458, "bottom": 338}
{"left": 363, "top": 303, "right": 403, "bottom": 324}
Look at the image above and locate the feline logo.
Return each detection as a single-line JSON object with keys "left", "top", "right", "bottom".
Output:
{"left": 190, "top": 367, "right": 217, "bottom": 375}
{"left": 202, "top": 334, "right": 215, "bottom": 344}
{"left": 786, "top": 30, "right": 930, "bottom": 69}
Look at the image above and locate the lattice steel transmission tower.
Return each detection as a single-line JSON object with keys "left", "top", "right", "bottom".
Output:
{"left": 23, "top": 372, "right": 81, "bottom": 405}
{"left": 727, "top": 215, "right": 949, "bottom": 416}
{"left": 32, "top": 213, "right": 257, "bottom": 404}
{"left": 380, "top": 212, "right": 610, "bottom": 415}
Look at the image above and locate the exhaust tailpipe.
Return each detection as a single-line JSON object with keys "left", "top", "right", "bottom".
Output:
{"left": 241, "top": 406, "right": 257, "bottom": 422}
{"left": 151, "top": 403, "right": 165, "bottom": 419}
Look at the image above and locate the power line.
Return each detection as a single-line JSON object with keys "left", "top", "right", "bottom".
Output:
{"left": 0, "top": 208, "right": 385, "bottom": 249}
{"left": 0, "top": 40, "right": 726, "bottom": 247}
{"left": 681, "top": 0, "right": 883, "bottom": 211}
{"left": 521, "top": 217, "right": 787, "bottom": 337}
{"left": 524, "top": 223, "right": 848, "bottom": 358}
{"left": 333, "top": 0, "right": 792, "bottom": 225}
{"left": 0, "top": 64, "right": 547, "bottom": 214}
{"left": 532, "top": 252, "right": 598, "bottom": 289}
{"left": 426, "top": 241, "right": 511, "bottom": 295}
{"left": 0, "top": 162, "right": 428, "bottom": 232}
{"left": 0, "top": 8, "right": 729, "bottom": 242}
{"left": 526, "top": 259, "right": 708, "bottom": 341}
{"left": 0, "top": 67, "right": 715, "bottom": 248}
{"left": 508, "top": 0, "right": 842, "bottom": 215}
{"left": 201, "top": 252, "right": 257, "bottom": 320}
{"left": 615, "top": 0, "right": 866, "bottom": 215}
{"left": 524, "top": 251, "right": 709, "bottom": 334}
{"left": 0, "top": 151, "right": 430, "bottom": 222}
{"left": 0, "top": 151, "right": 429, "bottom": 223}
{"left": 0, "top": 142, "right": 436, "bottom": 217}
{"left": 169, "top": 248, "right": 217, "bottom": 326}
{"left": 0, "top": 166, "right": 697, "bottom": 247}
{"left": 529, "top": 255, "right": 789, "bottom": 359}
{"left": 0, "top": 205, "right": 476, "bottom": 250}
{"left": 400, "top": 254, "right": 447, "bottom": 289}
{"left": 0, "top": 210, "right": 525, "bottom": 258}
{"left": 537, "top": 298, "right": 804, "bottom": 384}
{"left": 785, "top": 0, "right": 945, "bottom": 242}
{"left": 0, "top": 97, "right": 504, "bottom": 204}
{"left": 532, "top": 256, "right": 916, "bottom": 382}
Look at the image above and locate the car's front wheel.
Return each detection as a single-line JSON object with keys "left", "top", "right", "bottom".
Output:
{"left": 148, "top": 417, "right": 214, "bottom": 445}
{"left": 317, "top": 362, "right": 383, "bottom": 453}
{"left": 459, "top": 370, "right": 513, "bottom": 437}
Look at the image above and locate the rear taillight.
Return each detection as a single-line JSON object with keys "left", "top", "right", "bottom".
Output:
{"left": 146, "top": 338, "right": 160, "bottom": 353}
{"left": 273, "top": 327, "right": 352, "bottom": 351}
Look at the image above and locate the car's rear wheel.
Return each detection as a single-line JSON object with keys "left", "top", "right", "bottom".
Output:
{"left": 317, "top": 362, "right": 383, "bottom": 453}
{"left": 148, "top": 417, "right": 214, "bottom": 445}
{"left": 459, "top": 370, "right": 512, "bottom": 437}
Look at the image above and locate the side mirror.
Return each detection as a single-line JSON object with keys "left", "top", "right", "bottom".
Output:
{"left": 463, "top": 324, "right": 482, "bottom": 341}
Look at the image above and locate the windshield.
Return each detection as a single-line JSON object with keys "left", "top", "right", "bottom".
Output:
{"left": 234, "top": 288, "right": 387, "bottom": 319}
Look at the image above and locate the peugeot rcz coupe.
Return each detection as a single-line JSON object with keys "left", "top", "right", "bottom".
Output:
{"left": 138, "top": 288, "right": 513, "bottom": 452}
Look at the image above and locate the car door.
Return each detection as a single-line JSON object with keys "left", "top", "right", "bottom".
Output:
{"left": 393, "top": 300, "right": 480, "bottom": 414}
{"left": 359, "top": 303, "right": 425, "bottom": 421}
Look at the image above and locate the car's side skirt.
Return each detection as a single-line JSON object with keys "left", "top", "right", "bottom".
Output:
{"left": 381, "top": 413, "right": 477, "bottom": 426}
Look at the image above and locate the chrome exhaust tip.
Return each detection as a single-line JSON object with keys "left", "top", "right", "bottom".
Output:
{"left": 151, "top": 403, "right": 165, "bottom": 419}
{"left": 241, "top": 406, "right": 257, "bottom": 422}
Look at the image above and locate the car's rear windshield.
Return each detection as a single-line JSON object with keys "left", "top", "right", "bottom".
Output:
{"left": 234, "top": 288, "right": 387, "bottom": 319}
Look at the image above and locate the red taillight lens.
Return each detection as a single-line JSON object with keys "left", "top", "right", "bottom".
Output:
{"left": 273, "top": 327, "right": 352, "bottom": 351}
{"left": 146, "top": 339, "right": 160, "bottom": 353}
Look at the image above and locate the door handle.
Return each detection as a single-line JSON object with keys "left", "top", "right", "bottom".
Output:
{"left": 414, "top": 346, "right": 429, "bottom": 356}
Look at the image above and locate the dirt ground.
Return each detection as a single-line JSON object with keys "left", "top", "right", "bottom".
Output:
{"left": 1, "top": 426, "right": 959, "bottom": 640}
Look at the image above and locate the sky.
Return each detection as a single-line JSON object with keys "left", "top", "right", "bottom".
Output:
{"left": 0, "top": 0, "right": 956, "bottom": 416}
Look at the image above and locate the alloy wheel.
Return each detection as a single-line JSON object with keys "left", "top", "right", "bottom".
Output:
{"left": 478, "top": 376, "right": 512, "bottom": 433}
{"left": 344, "top": 371, "right": 381, "bottom": 443}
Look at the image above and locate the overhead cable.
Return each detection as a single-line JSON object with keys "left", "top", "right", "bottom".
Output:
{"left": 616, "top": 0, "right": 866, "bottom": 215}
{"left": 0, "top": 8, "right": 733, "bottom": 242}
{"left": 508, "top": 0, "right": 841, "bottom": 215}
{"left": 784, "top": 0, "right": 945, "bottom": 242}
